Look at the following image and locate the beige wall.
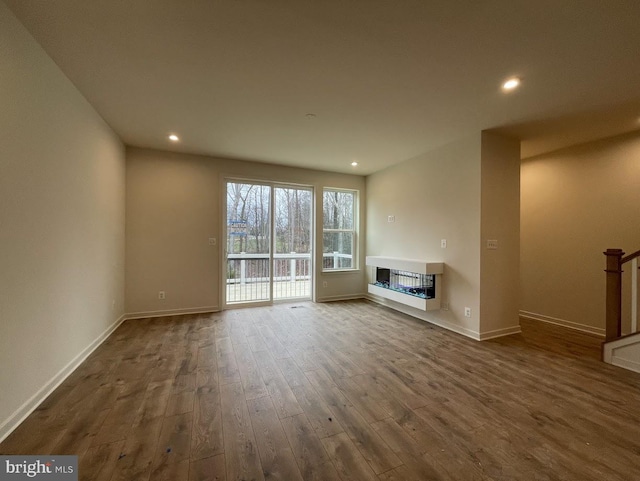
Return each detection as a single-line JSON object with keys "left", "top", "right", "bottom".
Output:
{"left": 366, "top": 135, "right": 483, "bottom": 337}
{"left": 366, "top": 132, "right": 520, "bottom": 339}
{"left": 0, "top": 3, "right": 125, "bottom": 439}
{"left": 521, "top": 131, "right": 640, "bottom": 334}
{"left": 125, "top": 148, "right": 366, "bottom": 315}
{"left": 480, "top": 131, "right": 521, "bottom": 335}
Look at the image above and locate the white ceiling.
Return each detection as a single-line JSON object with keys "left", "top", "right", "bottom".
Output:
{"left": 6, "top": 0, "right": 640, "bottom": 174}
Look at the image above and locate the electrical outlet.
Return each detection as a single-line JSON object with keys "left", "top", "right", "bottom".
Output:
{"left": 158, "top": 291, "right": 166, "bottom": 300}
{"left": 208, "top": 237, "right": 217, "bottom": 246}
{"left": 464, "top": 307, "right": 471, "bottom": 318}
{"left": 441, "top": 239, "right": 447, "bottom": 248}
{"left": 322, "top": 281, "right": 328, "bottom": 288}
{"left": 441, "top": 301, "right": 449, "bottom": 311}
{"left": 387, "top": 215, "right": 395, "bottom": 223}
{"left": 487, "top": 239, "right": 498, "bottom": 250}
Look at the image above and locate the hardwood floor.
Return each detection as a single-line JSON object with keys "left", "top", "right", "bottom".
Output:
{"left": 2, "top": 300, "right": 640, "bottom": 480}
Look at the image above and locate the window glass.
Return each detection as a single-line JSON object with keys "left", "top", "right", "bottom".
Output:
{"left": 322, "top": 189, "right": 357, "bottom": 270}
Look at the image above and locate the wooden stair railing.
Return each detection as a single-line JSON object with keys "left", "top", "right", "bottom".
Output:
{"left": 604, "top": 248, "right": 640, "bottom": 342}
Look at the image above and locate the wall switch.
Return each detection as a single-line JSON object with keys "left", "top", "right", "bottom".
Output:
{"left": 112, "top": 299, "right": 116, "bottom": 311}
{"left": 487, "top": 239, "right": 498, "bottom": 250}
{"left": 441, "top": 239, "right": 447, "bottom": 248}
{"left": 158, "top": 291, "right": 166, "bottom": 300}
{"left": 387, "top": 215, "right": 395, "bottom": 223}
{"left": 322, "top": 281, "right": 328, "bottom": 288}
{"left": 464, "top": 307, "right": 471, "bottom": 317}
{"left": 209, "top": 237, "right": 217, "bottom": 246}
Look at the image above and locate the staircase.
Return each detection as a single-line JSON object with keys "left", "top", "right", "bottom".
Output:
{"left": 602, "top": 248, "right": 640, "bottom": 373}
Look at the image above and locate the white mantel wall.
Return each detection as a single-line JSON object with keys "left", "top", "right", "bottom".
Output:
{"left": 366, "top": 134, "right": 483, "bottom": 337}
{"left": 366, "top": 131, "right": 521, "bottom": 339}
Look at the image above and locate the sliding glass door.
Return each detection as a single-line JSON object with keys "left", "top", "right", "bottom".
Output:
{"left": 273, "top": 186, "right": 312, "bottom": 300}
{"left": 225, "top": 181, "right": 312, "bottom": 306}
{"left": 225, "top": 182, "right": 271, "bottom": 304}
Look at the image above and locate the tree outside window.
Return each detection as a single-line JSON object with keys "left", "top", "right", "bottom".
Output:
{"left": 323, "top": 189, "right": 357, "bottom": 270}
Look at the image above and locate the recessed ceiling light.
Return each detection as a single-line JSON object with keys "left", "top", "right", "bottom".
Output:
{"left": 351, "top": 161, "right": 358, "bottom": 166}
{"left": 502, "top": 77, "right": 521, "bottom": 91}
{"left": 168, "top": 134, "right": 180, "bottom": 142}
{"left": 305, "top": 113, "right": 316, "bottom": 120}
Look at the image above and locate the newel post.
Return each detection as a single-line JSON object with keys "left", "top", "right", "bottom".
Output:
{"left": 604, "top": 248, "right": 624, "bottom": 341}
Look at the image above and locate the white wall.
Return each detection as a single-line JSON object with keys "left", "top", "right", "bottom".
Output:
{"left": 366, "top": 132, "right": 520, "bottom": 339}
{"left": 366, "top": 135, "right": 483, "bottom": 337}
{"left": 521, "top": 131, "right": 640, "bottom": 334}
{"left": 0, "top": 3, "right": 125, "bottom": 440}
{"left": 125, "top": 147, "right": 366, "bottom": 315}
{"left": 480, "top": 131, "right": 521, "bottom": 336}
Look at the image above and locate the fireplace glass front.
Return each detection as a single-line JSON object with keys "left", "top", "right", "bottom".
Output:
{"left": 374, "top": 268, "right": 435, "bottom": 299}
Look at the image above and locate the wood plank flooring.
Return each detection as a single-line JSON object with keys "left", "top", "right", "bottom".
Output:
{"left": 2, "top": 300, "right": 640, "bottom": 480}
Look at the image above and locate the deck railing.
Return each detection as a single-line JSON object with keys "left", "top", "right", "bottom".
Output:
{"left": 227, "top": 253, "right": 312, "bottom": 285}
{"left": 225, "top": 252, "right": 352, "bottom": 303}
{"left": 604, "top": 248, "right": 640, "bottom": 341}
{"left": 226, "top": 251, "right": 353, "bottom": 285}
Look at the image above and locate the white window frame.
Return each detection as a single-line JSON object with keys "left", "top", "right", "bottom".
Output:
{"left": 322, "top": 188, "right": 358, "bottom": 272}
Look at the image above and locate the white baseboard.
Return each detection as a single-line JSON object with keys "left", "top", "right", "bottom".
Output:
{"left": 316, "top": 294, "right": 366, "bottom": 303}
{"left": 519, "top": 310, "right": 605, "bottom": 337}
{"left": 602, "top": 332, "right": 640, "bottom": 373}
{"left": 0, "top": 314, "right": 126, "bottom": 444}
{"left": 124, "top": 306, "right": 220, "bottom": 320}
{"left": 478, "top": 325, "right": 522, "bottom": 340}
{"left": 365, "top": 294, "right": 482, "bottom": 340}
{"left": 1, "top": 306, "right": 223, "bottom": 442}
{"left": 611, "top": 356, "right": 640, "bottom": 374}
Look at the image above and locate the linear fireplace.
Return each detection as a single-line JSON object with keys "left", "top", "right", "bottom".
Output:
{"left": 374, "top": 268, "right": 435, "bottom": 299}
{"left": 366, "top": 257, "right": 443, "bottom": 310}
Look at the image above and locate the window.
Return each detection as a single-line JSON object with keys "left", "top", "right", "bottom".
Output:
{"left": 323, "top": 188, "right": 357, "bottom": 270}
